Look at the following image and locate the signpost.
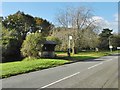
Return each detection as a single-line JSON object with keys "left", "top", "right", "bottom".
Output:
{"left": 109, "top": 45, "right": 113, "bottom": 52}
{"left": 68, "top": 35, "right": 72, "bottom": 57}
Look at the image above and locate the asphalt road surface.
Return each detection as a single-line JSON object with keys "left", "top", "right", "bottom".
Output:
{"left": 2, "top": 54, "right": 119, "bottom": 90}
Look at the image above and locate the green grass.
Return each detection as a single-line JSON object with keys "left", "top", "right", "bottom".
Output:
{"left": 56, "top": 50, "right": 120, "bottom": 61}
{"left": 1, "top": 50, "right": 119, "bottom": 78}
{"left": 1, "top": 58, "right": 69, "bottom": 78}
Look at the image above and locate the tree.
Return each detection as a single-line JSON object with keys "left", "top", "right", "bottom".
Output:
{"left": 51, "top": 27, "right": 72, "bottom": 51}
{"left": 2, "top": 11, "right": 54, "bottom": 60}
{"left": 35, "top": 17, "right": 54, "bottom": 36}
{"left": 46, "top": 36, "right": 61, "bottom": 45}
{"left": 21, "top": 32, "right": 45, "bottom": 58}
{"left": 55, "top": 6, "right": 100, "bottom": 53}
{"left": 55, "top": 6, "right": 93, "bottom": 29}
{"left": 111, "top": 33, "right": 120, "bottom": 49}
{"left": 1, "top": 27, "right": 21, "bottom": 62}
{"left": 46, "top": 36, "right": 62, "bottom": 51}
{"left": 2, "top": 11, "right": 54, "bottom": 40}
{"left": 99, "top": 28, "right": 113, "bottom": 50}
{"left": 2, "top": 11, "right": 36, "bottom": 40}
{"left": 79, "top": 29, "right": 100, "bottom": 50}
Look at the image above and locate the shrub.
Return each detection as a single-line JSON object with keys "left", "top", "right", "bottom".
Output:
{"left": 21, "top": 32, "right": 45, "bottom": 58}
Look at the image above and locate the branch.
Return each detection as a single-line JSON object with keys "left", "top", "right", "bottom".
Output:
{"left": 79, "top": 10, "right": 91, "bottom": 30}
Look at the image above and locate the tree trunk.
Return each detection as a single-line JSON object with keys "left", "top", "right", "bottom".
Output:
{"left": 72, "top": 40, "right": 77, "bottom": 54}
{"left": 72, "top": 41, "right": 75, "bottom": 54}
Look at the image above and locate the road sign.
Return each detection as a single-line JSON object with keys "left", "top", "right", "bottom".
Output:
{"left": 117, "top": 47, "right": 120, "bottom": 49}
{"left": 69, "top": 36, "right": 72, "bottom": 40}
{"left": 109, "top": 46, "right": 113, "bottom": 52}
{"left": 109, "top": 45, "right": 113, "bottom": 49}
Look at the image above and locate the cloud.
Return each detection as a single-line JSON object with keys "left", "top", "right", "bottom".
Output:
{"left": 91, "top": 15, "right": 118, "bottom": 33}
{"left": 92, "top": 16, "right": 103, "bottom": 21}
{"left": 91, "top": 16, "right": 109, "bottom": 29}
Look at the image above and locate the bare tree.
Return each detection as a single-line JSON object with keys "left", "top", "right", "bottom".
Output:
{"left": 55, "top": 6, "right": 100, "bottom": 53}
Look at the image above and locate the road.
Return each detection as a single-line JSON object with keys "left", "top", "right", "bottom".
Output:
{"left": 2, "top": 54, "right": 119, "bottom": 90}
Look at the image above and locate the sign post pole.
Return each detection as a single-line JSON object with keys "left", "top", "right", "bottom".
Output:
{"left": 68, "top": 35, "right": 72, "bottom": 57}
{"left": 109, "top": 45, "right": 113, "bottom": 52}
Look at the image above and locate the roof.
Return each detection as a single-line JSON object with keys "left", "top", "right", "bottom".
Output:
{"left": 44, "top": 41, "right": 57, "bottom": 45}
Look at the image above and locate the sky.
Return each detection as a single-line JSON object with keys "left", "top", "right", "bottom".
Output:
{"left": 2, "top": 2, "right": 118, "bottom": 33}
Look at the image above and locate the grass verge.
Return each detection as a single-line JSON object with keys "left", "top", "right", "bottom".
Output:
{"left": 1, "top": 50, "right": 119, "bottom": 78}
{"left": 1, "top": 58, "right": 69, "bottom": 78}
{"left": 56, "top": 50, "right": 119, "bottom": 61}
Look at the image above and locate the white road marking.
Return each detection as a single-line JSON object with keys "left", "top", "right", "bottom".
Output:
{"left": 88, "top": 62, "right": 103, "bottom": 69}
{"left": 40, "top": 72, "right": 80, "bottom": 89}
{"left": 114, "top": 57, "right": 118, "bottom": 59}
{"left": 106, "top": 59, "right": 113, "bottom": 62}
{"left": 38, "top": 57, "right": 116, "bottom": 89}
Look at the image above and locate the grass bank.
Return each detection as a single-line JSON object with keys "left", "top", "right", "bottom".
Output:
{"left": 1, "top": 50, "right": 119, "bottom": 78}
{"left": 1, "top": 58, "right": 69, "bottom": 78}
{"left": 56, "top": 50, "right": 120, "bottom": 61}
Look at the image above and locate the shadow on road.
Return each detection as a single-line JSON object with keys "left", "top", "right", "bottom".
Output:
{"left": 54, "top": 55, "right": 106, "bottom": 65}
{"left": 109, "top": 54, "right": 120, "bottom": 56}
